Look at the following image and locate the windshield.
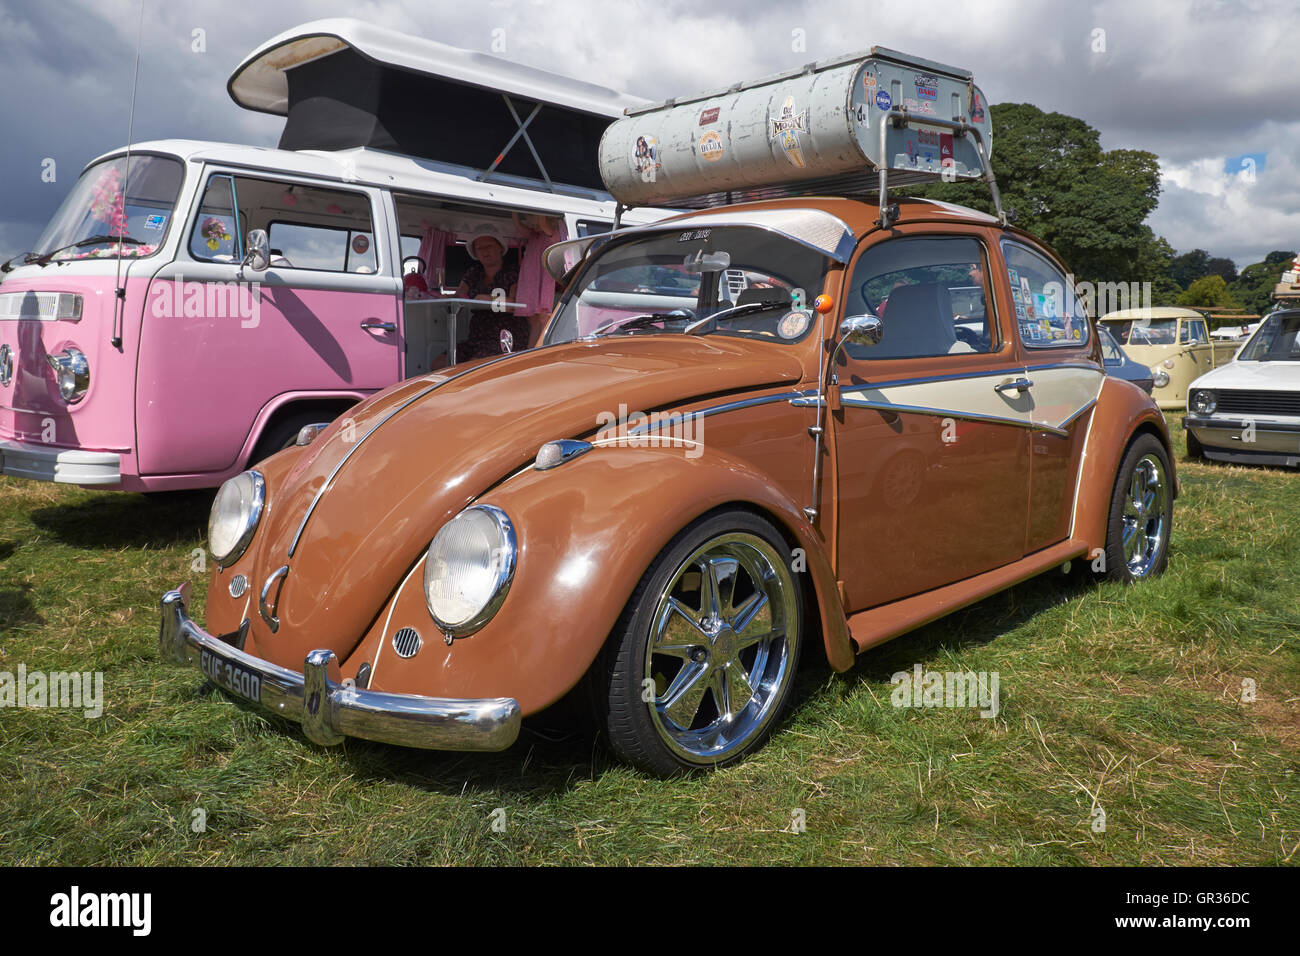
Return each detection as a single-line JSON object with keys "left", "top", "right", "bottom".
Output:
{"left": 1238, "top": 311, "right": 1300, "bottom": 361}
{"left": 545, "top": 226, "right": 833, "bottom": 345}
{"left": 33, "top": 154, "right": 183, "bottom": 263}
{"left": 1107, "top": 318, "right": 1177, "bottom": 345}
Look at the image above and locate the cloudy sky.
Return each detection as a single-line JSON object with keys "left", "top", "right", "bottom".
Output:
{"left": 1, "top": 0, "right": 1296, "bottom": 269}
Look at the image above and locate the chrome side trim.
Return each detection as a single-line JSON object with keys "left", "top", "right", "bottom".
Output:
{"left": 840, "top": 395, "right": 1051, "bottom": 433}
{"left": 258, "top": 564, "right": 290, "bottom": 633}
{"left": 1056, "top": 398, "right": 1098, "bottom": 432}
{"left": 618, "top": 390, "right": 803, "bottom": 439}
{"left": 288, "top": 352, "right": 523, "bottom": 558}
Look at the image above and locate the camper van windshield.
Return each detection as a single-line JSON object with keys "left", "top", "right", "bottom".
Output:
{"left": 545, "top": 227, "right": 831, "bottom": 345}
{"left": 33, "top": 155, "right": 183, "bottom": 263}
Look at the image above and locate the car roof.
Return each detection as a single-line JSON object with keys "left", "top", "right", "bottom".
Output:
{"left": 1100, "top": 306, "right": 1204, "bottom": 321}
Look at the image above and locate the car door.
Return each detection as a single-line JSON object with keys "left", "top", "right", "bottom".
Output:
{"left": 138, "top": 171, "right": 401, "bottom": 476}
{"left": 997, "top": 238, "right": 1104, "bottom": 552}
{"left": 831, "top": 228, "right": 1030, "bottom": 611}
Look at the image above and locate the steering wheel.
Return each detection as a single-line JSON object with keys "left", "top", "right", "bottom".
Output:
{"left": 954, "top": 325, "right": 985, "bottom": 349}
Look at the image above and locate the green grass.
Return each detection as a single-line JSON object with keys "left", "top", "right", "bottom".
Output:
{"left": 1, "top": 423, "right": 1297, "bottom": 865}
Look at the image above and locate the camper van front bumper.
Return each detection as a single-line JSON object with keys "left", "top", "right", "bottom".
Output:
{"left": 0, "top": 440, "right": 121, "bottom": 485}
{"left": 159, "top": 586, "right": 522, "bottom": 752}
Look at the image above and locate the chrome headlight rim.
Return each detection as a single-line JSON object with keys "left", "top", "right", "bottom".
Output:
{"left": 1151, "top": 367, "right": 1170, "bottom": 388}
{"left": 1191, "top": 388, "right": 1217, "bottom": 415}
{"left": 208, "top": 470, "right": 265, "bottom": 566}
{"left": 423, "top": 504, "right": 517, "bottom": 638}
{"left": 47, "top": 346, "right": 90, "bottom": 404}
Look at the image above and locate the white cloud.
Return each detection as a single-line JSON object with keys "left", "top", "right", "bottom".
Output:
{"left": 1, "top": 0, "right": 1297, "bottom": 268}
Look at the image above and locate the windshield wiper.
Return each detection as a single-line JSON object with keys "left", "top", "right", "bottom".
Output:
{"left": 33, "top": 234, "right": 144, "bottom": 266}
{"left": 685, "top": 301, "right": 780, "bottom": 336}
{"left": 586, "top": 310, "right": 694, "bottom": 338}
{"left": 0, "top": 252, "right": 40, "bottom": 273}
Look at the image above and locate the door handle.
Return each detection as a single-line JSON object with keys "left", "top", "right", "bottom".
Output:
{"left": 994, "top": 377, "right": 1033, "bottom": 394}
{"left": 361, "top": 319, "right": 396, "bottom": 333}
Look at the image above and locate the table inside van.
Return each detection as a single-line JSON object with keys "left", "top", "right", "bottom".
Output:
{"left": 403, "top": 297, "right": 529, "bottom": 371}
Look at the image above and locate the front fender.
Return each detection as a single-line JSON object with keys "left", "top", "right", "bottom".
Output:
{"left": 344, "top": 444, "right": 853, "bottom": 715}
{"left": 1072, "top": 377, "right": 1177, "bottom": 553}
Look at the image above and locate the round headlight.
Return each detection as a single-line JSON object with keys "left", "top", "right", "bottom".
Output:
{"left": 46, "top": 347, "right": 89, "bottom": 403}
{"left": 424, "top": 505, "right": 516, "bottom": 637}
{"left": 1191, "top": 389, "right": 1217, "bottom": 415}
{"left": 1152, "top": 367, "right": 1170, "bottom": 388}
{"left": 208, "top": 470, "right": 265, "bottom": 565}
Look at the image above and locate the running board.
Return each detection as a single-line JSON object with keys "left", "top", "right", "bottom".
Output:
{"left": 847, "top": 539, "right": 1091, "bottom": 654}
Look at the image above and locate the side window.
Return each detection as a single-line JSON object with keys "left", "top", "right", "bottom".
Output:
{"left": 189, "top": 176, "right": 240, "bottom": 263}
{"left": 269, "top": 222, "right": 377, "bottom": 274}
{"left": 1000, "top": 240, "right": 1089, "bottom": 349}
{"left": 845, "top": 235, "right": 997, "bottom": 360}
{"left": 1183, "top": 319, "right": 1207, "bottom": 344}
{"left": 577, "top": 219, "right": 613, "bottom": 238}
{"left": 189, "top": 175, "right": 377, "bottom": 273}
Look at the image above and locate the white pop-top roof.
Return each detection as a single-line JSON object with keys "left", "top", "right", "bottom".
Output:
{"left": 228, "top": 18, "right": 647, "bottom": 119}
{"left": 86, "top": 140, "right": 669, "bottom": 220}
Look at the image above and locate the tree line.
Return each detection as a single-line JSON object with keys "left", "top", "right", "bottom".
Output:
{"left": 910, "top": 103, "right": 1290, "bottom": 322}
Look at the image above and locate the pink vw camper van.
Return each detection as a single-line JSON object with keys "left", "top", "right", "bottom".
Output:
{"left": 0, "top": 20, "right": 664, "bottom": 492}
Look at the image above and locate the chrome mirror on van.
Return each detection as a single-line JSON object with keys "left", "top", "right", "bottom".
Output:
{"left": 241, "top": 229, "right": 270, "bottom": 273}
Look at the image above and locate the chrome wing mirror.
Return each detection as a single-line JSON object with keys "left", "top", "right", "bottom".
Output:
{"left": 241, "top": 228, "right": 270, "bottom": 274}
{"left": 840, "top": 313, "right": 883, "bottom": 347}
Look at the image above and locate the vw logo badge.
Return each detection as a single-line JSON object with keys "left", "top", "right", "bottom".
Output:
{"left": 0, "top": 344, "right": 12, "bottom": 387}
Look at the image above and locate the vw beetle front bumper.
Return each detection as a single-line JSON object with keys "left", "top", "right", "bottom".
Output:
{"left": 159, "top": 585, "right": 521, "bottom": 751}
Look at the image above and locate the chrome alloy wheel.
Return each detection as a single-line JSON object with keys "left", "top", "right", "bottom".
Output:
{"left": 644, "top": 532, "right": 800, "bottom": 765}
{"left": 1120, "top": 453, "right": 1169, "bottom": 577}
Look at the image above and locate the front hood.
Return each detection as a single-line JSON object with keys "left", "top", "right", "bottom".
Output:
{"left": 245, "top": 335, "right": 806, "bottom": 665}
{"left": 1192, "top": 360, "right": 1300, "bottom": 392}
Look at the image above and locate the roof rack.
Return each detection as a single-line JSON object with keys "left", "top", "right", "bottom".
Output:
{"left": 597, "top": 47, "right": 1003, "bottom": 228}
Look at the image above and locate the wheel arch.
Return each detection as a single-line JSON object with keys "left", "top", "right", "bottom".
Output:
{"left": 1073, "top": 378, "right": 1177, "bottom": 555}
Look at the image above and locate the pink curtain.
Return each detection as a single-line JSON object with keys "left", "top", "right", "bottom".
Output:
{"left": 515, "top": 221, "right": 569, "bottom": 314}
{"left": 416, "top": 223, "right": 454, "bottom": 288}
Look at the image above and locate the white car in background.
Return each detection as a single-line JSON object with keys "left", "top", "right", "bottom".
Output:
{"left": 1184, "top": 308, "right": 1300, "bottom": 467}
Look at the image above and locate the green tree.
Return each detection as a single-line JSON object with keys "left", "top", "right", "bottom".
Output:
{"left": 908, "top": 103, "right": 1161, "bottom": 287}
{"left": 1177, "top": 274, "right": 1240, "bottom": 309}
{"left": 1228, "top": 250, "right": 1297, "bottom": 315}
{"left": 1170, "top": 249, "right": 1210, "bottom": 289}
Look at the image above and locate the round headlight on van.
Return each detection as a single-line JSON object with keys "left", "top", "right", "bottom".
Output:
{"left": 424, "top": 505, "right": 516, "bottom": 637}
{"left": 1152, "top": 367, "right": 1170, "bottom": 388}
{"left": 1191, "top": 389, "right": 1217, "bottom": 415}
{"left": 208, "top": 470, "right": 265, "bottom": 565}
{"left": 46, "top": 347, "right": 89, "bottom": 403}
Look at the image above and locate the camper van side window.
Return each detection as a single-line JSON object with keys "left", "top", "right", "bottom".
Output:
{"left": 188, "top": 176, "right": 241, "bottom": 263}
{"left": 576, "top": 220, "right": 613, "bottom": 238}
{"left": 189, "top": 175, "right": 377, "bottom": 273}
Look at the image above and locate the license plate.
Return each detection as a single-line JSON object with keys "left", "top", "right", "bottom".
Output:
{"left": 200, "top": 648, "right": 262, "bottom": 703}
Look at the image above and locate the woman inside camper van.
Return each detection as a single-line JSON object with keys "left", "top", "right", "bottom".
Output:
{"left": 453, "top": 232, "right": 531, "bottom": 359}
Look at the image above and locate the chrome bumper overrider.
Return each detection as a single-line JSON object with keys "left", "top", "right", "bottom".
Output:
{"left": 159, "top": 585, "right": 521, "bottom": 751}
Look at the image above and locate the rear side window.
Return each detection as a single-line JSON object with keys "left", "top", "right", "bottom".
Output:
{"left": 1001, "top": 240, "right": 1089, "bottom": 349}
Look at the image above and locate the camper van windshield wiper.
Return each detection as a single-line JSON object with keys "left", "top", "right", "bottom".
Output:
{"left": 33, "top": 235, "right": 144, "bottom": 266}
{"left": 0, "top": 252, "right": 40, "bottom": 273}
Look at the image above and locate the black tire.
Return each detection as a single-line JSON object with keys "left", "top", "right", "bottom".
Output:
{"left": 589, "top": 510, "right": 804, "bottom": 776}
{"left": 1099, "top": 433, "right": 1173, "bottom": 582}
{"left": 248, "top": 410, "right": 344, "bottom": 466}
{"left": 1185, "top": 428, "right": 1204, "bottom": 461}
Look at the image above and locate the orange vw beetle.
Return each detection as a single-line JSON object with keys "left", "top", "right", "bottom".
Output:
{"left": 161, "top": 48, "right": 1174, "bottom": 774}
